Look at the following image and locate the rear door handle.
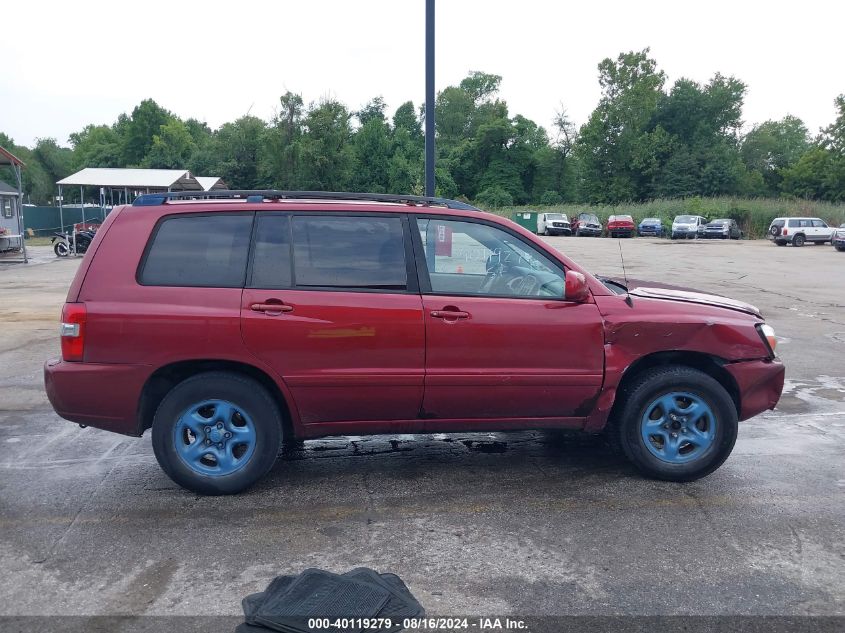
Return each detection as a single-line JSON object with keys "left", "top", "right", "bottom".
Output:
{"left": 250, "top": 302, "right": 294, "bottom": 315}
{"left": 430, "top": 310, "right": 470, "bottom": 320}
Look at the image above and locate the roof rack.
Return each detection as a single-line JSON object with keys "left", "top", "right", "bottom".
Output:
{"left": 132, "top": 190, "right": 480, "bottom": 211}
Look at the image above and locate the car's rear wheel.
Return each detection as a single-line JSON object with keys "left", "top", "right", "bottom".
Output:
{"left": 793, "top": 234, "right": 805, "bottom": 247}
{"left": 152, "top": 371, "right": 283, "bottom": 495}
{"left": 615, "top": 366, "right": 738, "bottom": 482}
{"left": 836, "top": 245, "right": 845, "bottom": 252}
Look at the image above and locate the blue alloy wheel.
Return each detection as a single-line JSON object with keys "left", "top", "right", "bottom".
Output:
{"left": 173, "top": 399, "right": 257, "bottom": 476}
{"left": 640, "top": 391, "right": 716, "bottom": 464}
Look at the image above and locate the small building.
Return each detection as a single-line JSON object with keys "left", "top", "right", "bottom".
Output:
{"left": 0, "top": 146, "right": 26, "bottom": 262}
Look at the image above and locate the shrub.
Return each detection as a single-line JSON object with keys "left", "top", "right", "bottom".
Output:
{"left": 475, "top": 186, "right": 514, "bottom": 208}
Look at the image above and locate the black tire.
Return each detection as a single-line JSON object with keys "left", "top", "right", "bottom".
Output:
{"left": 614, "top": 365, "right": 738, "bottom": 482}
{"left": 769, "top": 225, "right": 781, "bottom": 237}
{"left": 54, "top": 241, "right": 69, "bottom": 257}
{"left": 544, "top": 228, "right": 550, "bottom": 236}
{"left": 836, "top": 245, "right": 845, "bottom": 252}
{"left": 793, "top": 234, "right": 805, "bottom": 247}
{"left": 575, "top": 228, "right": 581, "bottom": 237}
{"left": 152, "top": 371, "right": 283, "bottom": 495}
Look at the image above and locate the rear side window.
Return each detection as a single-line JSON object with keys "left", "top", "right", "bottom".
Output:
{"left": 292, "top": 216, "right": 407, "bottom": 290}
{"left": 771, "top": 219, "right": 785, "bottom": 227}
{"left": 140, "top": 214, "right": 253, "bottom": 287}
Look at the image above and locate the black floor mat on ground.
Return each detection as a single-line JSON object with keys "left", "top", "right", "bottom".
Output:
{"left": 239, "top": 568, "right": 423, "bottom": 633}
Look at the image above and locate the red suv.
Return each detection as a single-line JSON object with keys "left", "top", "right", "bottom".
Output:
{"left": 44, "top": 191, "right": 785, "bottom": 494}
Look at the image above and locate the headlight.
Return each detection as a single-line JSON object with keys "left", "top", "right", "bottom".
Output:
{"left": 757, "top": 323, "right": 777, "bottom": 356}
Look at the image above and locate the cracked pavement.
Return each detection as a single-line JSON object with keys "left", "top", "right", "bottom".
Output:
{"left": 0, "top": 241, "right": 843, "bottom": 619}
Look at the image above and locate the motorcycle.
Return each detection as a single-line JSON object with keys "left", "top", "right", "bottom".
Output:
{"left": 52, "top": 230, "right": 96, "bottom": 257}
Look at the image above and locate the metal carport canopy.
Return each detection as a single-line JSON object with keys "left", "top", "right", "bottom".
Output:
{"left": 57, "top": 168, "right": 205, "bottom": 190}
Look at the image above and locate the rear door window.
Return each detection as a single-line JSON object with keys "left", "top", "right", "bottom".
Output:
{"left": 291, "top": 215, "right": 408, "bottom": 291}
{"left": 139, "top": 214, "right": 253, "bottom": 287}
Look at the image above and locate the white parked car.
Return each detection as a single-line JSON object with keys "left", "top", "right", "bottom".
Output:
{"left": 537, "top": 212, "right": 571, "bottom": 236}
{"left": 768, "top": 217, "right": 833, "bottom": 247}
{"left": 671, "top": 215, "right": 708, "bottom": 239}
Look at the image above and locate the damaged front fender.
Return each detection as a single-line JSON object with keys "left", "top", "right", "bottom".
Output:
{"left": 584, "top": 294, "right": 781, "bottom": 432}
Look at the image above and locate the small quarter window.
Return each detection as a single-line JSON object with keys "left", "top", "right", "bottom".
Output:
{"left": 140, "top": 214, "right": 252, "bottom": 287}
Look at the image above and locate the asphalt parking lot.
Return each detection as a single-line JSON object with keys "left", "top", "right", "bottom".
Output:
{"left": 1, "top": 239, "right": 843, "bottom": 624}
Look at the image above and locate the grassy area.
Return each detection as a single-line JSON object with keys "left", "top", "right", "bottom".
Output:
{"left": 494, "top": 197, "right": 845, "bottom": 239}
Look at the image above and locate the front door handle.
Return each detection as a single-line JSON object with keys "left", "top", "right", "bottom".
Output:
{"left": 250, "top": 302, "right": 294, "bottom": 315}
{"left": 430, "top": 309, "right": 470, "bottom": 320}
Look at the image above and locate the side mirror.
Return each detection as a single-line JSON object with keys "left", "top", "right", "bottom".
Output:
{"left": 565, "top": 270, "right": 590, "bottom": 302}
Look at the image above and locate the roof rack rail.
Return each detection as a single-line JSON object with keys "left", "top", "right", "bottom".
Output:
{"left": 132, "top": 190, "right": 480, "bottom": 211}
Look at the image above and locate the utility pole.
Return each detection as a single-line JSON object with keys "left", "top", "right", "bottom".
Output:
{"left": 425, "top": 0, "right": 435, "bottom": 197}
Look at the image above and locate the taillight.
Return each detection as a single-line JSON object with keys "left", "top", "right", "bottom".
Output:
{"left": 783, "top": 228, "right": 788, "bottom": 235}
{"left": 61, "top": 303, "right": 87, "bottom": 362}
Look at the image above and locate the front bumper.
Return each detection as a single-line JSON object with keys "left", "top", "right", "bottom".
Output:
{"left": 725, "top": 358, "right": 785, "bottom": 421}
{"left": 672, "top": 229, "right": 698, "bottom": 238}
{"left": 701, "top": 232, "right": 730, "bottom": 239}
{"left": 44, "top": 357, "right": 149, "bottom": 436}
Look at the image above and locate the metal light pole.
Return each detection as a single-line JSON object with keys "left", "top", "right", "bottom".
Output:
{"left": 424, "top": 0, "right": 435, "bottom": 197}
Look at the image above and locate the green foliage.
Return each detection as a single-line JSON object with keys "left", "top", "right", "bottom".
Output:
{"left": 475, "top": 185, "right": 513, "bottom": 208}
{"left": 122, "top": 99, "right": 174, "bottom": 166}
{"left": 539, "top": 190, "right": 563, "bottom": 205}
{"left": 143, "top": 119, "right": 195, "bottom": 169}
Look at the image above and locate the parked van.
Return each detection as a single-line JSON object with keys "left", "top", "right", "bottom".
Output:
{"left": 671, "top": 215, "right": 708, "bottom": 239}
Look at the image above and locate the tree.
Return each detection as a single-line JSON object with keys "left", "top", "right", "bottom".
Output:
{"left": 298, "top": 99, "right": 354, "bottom": 190}
{"left": 575, "top": 49, "right": 666, "bottom": 202}
{"left": 741, "top": 116, "right": 810, "bottom": 194}
{"left": 121, "top": 99, "right": 174, "bottom": 165}
{"left": 69, "top": 125, "right": 123, "bottom": 169}
{"left": 211, "top": 116, "right": 267, "bottom": 189}
{"left": 143, "top": 119, "right": 195, "bottom": 169}
{"left": 261, "top": 91, "right": 305, "bottom": 189}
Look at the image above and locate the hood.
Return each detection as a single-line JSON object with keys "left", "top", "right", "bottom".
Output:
{"left": 603, "top": 277, "right": 762, "bottom": 317}
{"left": 629, "top": 287, "right": 761, "bottom": 317}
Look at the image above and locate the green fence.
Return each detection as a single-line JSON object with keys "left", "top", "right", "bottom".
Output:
{"left": 21, "top": 206, "right": 111, "bottom": 236}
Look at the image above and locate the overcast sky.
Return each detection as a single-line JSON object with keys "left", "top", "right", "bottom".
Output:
{"left": 1, "top": 0, "right": 842, "bottom": 147}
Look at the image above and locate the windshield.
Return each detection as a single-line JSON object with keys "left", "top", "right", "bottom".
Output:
{"left": 546, "top": 213, "right": 565, "bottom": 220}
{"left": 675, "top": 215, "right": 695, "bottom": 223}
{"left": 581, "top": 214, "right": 599, "bottom": 223}
{"left": 618, "top": 215, "right": 633, "bottom": 221}
{"left": 711, "top": 219, "right": 729, "bottom": 225}
{"left": 641, "top": 218, "right": 659, "bottom": 223}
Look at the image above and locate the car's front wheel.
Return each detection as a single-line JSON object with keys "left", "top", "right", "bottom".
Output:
{"left": 615, "top": 366, "right": 738, "bottom": 482}
{"left": 152, "top": 371, "right": 283, "bottom": 495}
